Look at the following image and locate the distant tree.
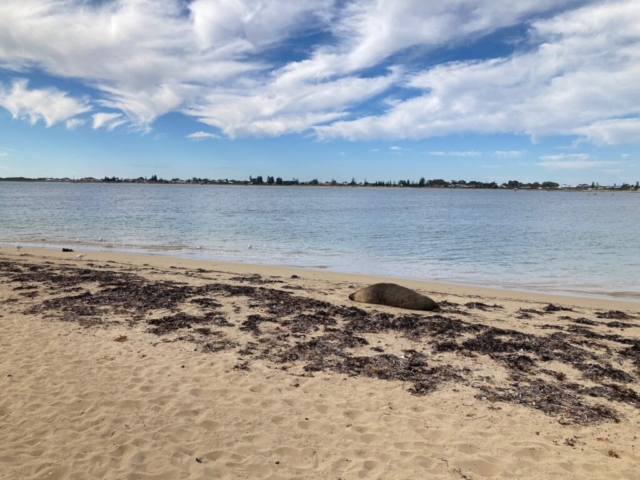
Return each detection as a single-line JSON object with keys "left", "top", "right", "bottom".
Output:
{"left": 267, "top": 176, "right": 275, "bottom": 185}
{"left": 635, "top": 181, "right": 639, "bottom": 190}
{"left": 541, "top": 181, "right": 559, "bottom": 188}
{"left": 349, "top": 177, "right": 357, "bottom": 186}
{"left": 310, "top": 178, "right": 319, "bottom": 185}
{"left": 427, "top": 179, "right": 448, "bottom": 187}
{"left": 330, "top": 178, "right": 337, "bottom": 186}
{"left": 276, "top": 177, "right": 283, "bottom": 185}
{"left": 418, "top": 177, "right": 426, "bottom": 187}
{"left": 149, "top": 174, "right": 158, "bottom": 182}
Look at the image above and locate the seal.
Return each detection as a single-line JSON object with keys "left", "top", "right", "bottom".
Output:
{"left": 348, "top": 283, "right": 440, "bottom": 311}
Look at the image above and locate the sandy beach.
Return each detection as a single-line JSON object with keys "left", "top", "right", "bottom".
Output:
{"left": 1, "top": 247, "right": 639, "bottom": 480}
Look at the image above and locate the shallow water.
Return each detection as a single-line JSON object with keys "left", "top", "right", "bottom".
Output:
{"left": 1, "top": 182, "right": 638, "bottom": 300}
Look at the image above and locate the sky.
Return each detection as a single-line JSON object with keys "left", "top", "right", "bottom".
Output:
{"left": 0, "top": 0, "right": 639, "bottom": 185}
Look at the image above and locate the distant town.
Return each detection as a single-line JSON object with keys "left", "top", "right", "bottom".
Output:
{"left": 1, "top": 175, "right": 638, "bottom": 191}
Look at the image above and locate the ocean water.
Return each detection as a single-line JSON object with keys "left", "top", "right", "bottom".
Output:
{"left": 1, "top": 182, "right": 638, "bottom": 300}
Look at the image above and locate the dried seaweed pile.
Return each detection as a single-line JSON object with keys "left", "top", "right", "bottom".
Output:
{"left": 2, "top": 258, "right": 639, "bottom": 425}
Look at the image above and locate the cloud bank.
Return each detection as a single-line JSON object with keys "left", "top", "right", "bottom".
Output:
{"left": 0, "top": 0, "right": 638, "bottom": 145}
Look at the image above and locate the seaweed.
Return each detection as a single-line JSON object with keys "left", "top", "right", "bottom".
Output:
{"left": 465, "top": 302, "right": 504, "bottom": 311}
{"left": 475, "top": 378, "right": 620, "bottom": 425}
{"left": 544, "top": 304, "right": 574, "bottom": 313}
{"left": 597, "top": 311, "right": 636, "bottom": 320}
{"left": 4, "top": 257, "right": 640, "bottom": 426}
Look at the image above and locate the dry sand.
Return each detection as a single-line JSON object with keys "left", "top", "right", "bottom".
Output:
{"left": 1, "top": 247, "right": 639, "bottom": 480}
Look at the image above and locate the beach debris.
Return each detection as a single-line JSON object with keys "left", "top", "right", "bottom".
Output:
{"left": 195, "top": 457, "right": 203, "bottom": 463}
{"left": 147, "top": 313, "right": 232, "bottom": 335}
{"left": 607, "top": 321, "right": 635, "bottom": 329}
{"left": 608, "top": 449, "right": 620, "bottom": 458}
{"left": 544, "top": 304, "right": 574, "bottom": 313}
{"left": 465, "top": 302, "right": 504, "bottom": 311}
{"left": 230, "top": 274, "right": 282, "bottom": 285}
{"left": 62, "top": 248, "right": 74, "bottom": 252}
{"left": 597, "top": 311, "right": 635, "bottom": 320}
{"left": 517, "top": 308, "right": 547, "bottom": 316}
{"left": 114, "top": 335, "right": 128, "bottom": 342}
{"left": 570, "top": 317, "right": 599, "bottom": 326}
{"left": 3, "top": 257, "right": 639, "bottom": 426}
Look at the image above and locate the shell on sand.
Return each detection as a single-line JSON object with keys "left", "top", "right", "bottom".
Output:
{"left": 348, "top": 283, "right": 440, "bottom": 311}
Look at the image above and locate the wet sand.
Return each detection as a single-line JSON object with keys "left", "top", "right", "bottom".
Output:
{"left": 1, "top": 247, "right": 639, "bottom": 479}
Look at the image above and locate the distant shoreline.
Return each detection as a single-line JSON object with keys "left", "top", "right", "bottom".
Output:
{"left": 1, "top": 177, "right": 637, "bottom": 191}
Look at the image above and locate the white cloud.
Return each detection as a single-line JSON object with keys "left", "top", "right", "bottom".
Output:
{"left": 428, "top": 151, "right": 482, "bottom": 157}
{"left": 92, "top": 112, "right": 124, "bottom": 130}
{"left": 186, "top": 131, "right": 220, "bottom": 141}
{"left": 0, "top": 78, "right": 89, "bottom": 127}
{"left": 574, "top": 118, "right": 640, "bottom": 145}
{"left": 494, "top": 150, "right": 526, "bottom": 158}
{"left": 0, "top": 0, "right": 639, "bottom": 144}
{"left": 390, "top": 146, "right": 402, "bottom": 151}
{"left": 0, "top": 151, "right": 7, "bottom": 158}
{"left": 65, "top": 118, "right": 85, "bottom": 130}
{"left": 539, "top": 154, "right": 589, "bottom": 162}
{"left": 315, "top": 0, "right": 640, "bottom": 144}
{"left": 536, "top": 153, "right": 622, "bottom": 170}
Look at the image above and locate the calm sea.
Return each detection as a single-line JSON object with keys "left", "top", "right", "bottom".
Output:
{"left": 1, "top": 182, "right": 638, "bottom": 300}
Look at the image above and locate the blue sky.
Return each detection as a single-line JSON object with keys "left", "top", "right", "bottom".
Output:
{"left": 0, "top": 0, "right": 639, "bottom": 184}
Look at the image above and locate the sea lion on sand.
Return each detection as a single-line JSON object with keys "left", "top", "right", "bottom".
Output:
{"left": 348, "top": 283, "right": 440, "bottom": 311}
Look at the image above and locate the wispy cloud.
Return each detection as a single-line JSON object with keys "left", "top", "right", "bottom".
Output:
{"left": 0, "top": 79, "right": 89, "bottom": 127}
{"left": 536, "top": 153, "right": 622, "bottom": 170}
{"left": 92, "top": 113, "right": 125, "bottom": 130}
{"left": 315, "top": 1, "right": 640, "bottom": 144}
{"left": 493, "top": 150, "right": 526, "bottom": 158}
{"left": 186, "top": 131, "right": 220, "bottom": 141}
{"left": 0, "top": 0, "right": 639, "bottom": 146}
{"left": 65, "top": 118, "right": 85, "bottom": 130}
{"left": 0, "top": 151, "right": 7, "bottom": 158}
{"left": 427, "top": 151, "right": 482, "bottom": 157}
